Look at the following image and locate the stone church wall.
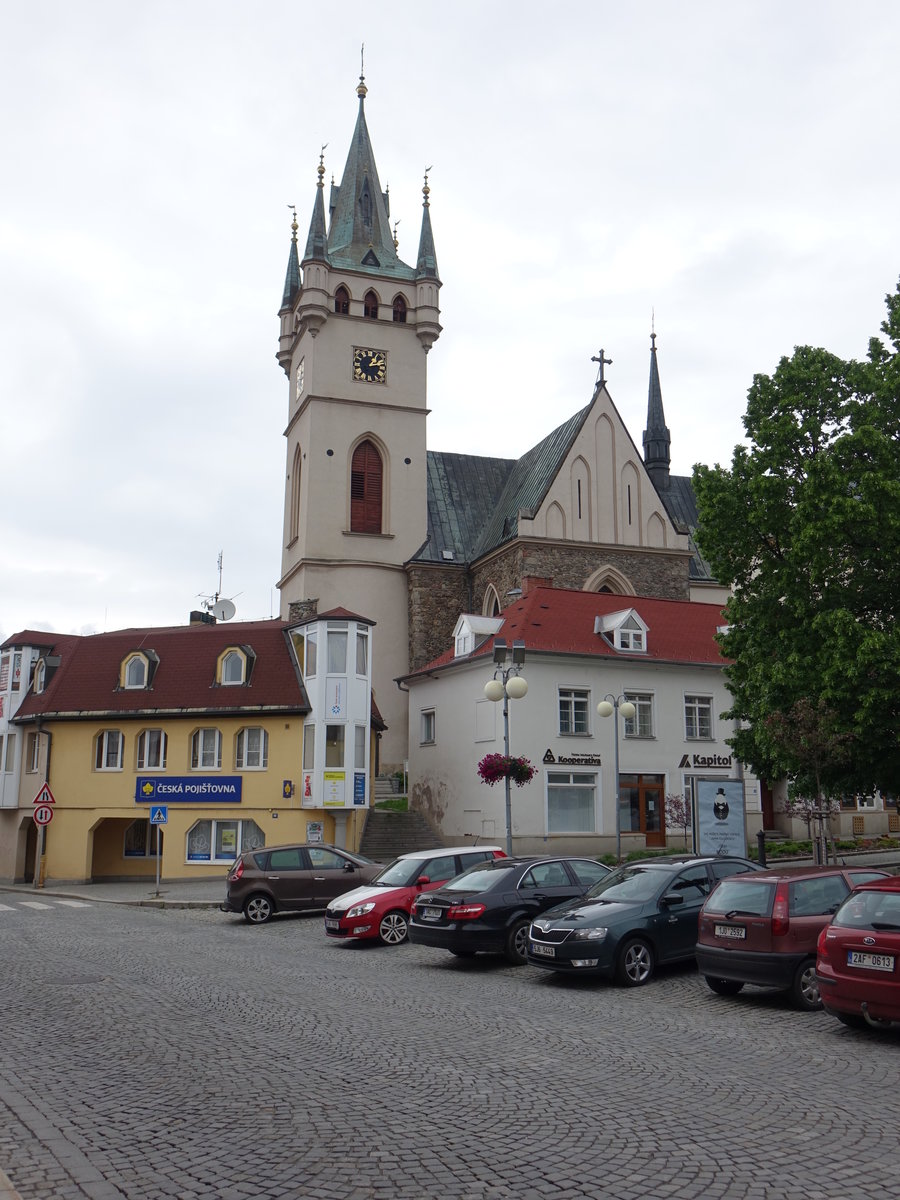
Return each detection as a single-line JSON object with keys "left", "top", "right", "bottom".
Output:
{"left": 407, "top": 565, "right": 471, "bottom": 672}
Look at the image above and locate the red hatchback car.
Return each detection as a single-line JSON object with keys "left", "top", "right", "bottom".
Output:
{"left": 817, "top": 875, "right": 900, "bottom": 1031}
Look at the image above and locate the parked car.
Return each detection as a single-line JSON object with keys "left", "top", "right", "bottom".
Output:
{"left": 817, "top": 875, "right": 900, "bottom": 1030}
{"left": 222, "top": 843, "right": 382, "bottom": 924}
{"left": 527, "top": 856, "right": 759, "bottom": 986}
{"left": 408, "top": 856, "right": 612, "bottom": 964}
{"left": 696, "top": 865, "right": 889, "bottom": 1009}
{"left": 324, "top": 845, "right": 507, "bottom": 946}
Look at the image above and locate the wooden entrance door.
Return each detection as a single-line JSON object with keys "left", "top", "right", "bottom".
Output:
{"left": 619, "top": 774, "right": 667, "bottom": 847}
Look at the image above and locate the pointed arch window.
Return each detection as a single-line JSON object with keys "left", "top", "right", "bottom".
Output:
{"left": 289, "top": 444, "right": 302, "bottom": 543}
{"left": 364, "top": 291, "right": 379, "bottom": 319}
{"left": 350, "top": 440, "right": 383, "bottom": 534}
{"left": 334, "top": 286, "right": 350, "bottom": 315}
{"left": 392, "top": 295, "right": 407, "bottom": 324}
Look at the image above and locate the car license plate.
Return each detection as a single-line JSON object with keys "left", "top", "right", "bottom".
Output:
{"left": 418, "top": 906, "right": 441, "bottom": 921}
{"left": 847, "top": 951, "right": 895, "bottom": 971}
{"left": 714, "top": 924, "right": 746, "bottom": 940}
{"left": 530, "top": 943, "right": 555, "bottom": 957}
{"left": 324, "top": 918, "right": 340, "bottom": 930}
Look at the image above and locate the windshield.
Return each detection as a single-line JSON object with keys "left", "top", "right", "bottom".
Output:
{"left": 703, "top": 879, "right": 772, "bottom": 917}
{"left": 372, "top": 858, "right": 429, "bottom": 887}
{"left": 582, "top": 866, "right": 667, "bottom": 904}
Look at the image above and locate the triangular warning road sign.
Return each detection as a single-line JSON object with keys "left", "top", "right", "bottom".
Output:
{"left": 33, "top": 783, "right": 56, "bottom": 806}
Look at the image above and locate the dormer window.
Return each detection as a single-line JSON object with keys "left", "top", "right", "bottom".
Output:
{"left": 124, "top": 655, "right": 147, "bottom": 689}
{"left": 594, "top": 609, "right": 649, "bottom": 654}
{"left": 452, "top": 614, "right": 504, "bottom": 659}
{"left": 221, "top": 650, "right": 245, "bottom": 685}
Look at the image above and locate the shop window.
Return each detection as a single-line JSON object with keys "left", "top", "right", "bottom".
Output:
{"left": 547, "top": 771, "right": 597, "bottom": 833}
{"left": 186, "top": 818, "right": 265, "bottom": 864}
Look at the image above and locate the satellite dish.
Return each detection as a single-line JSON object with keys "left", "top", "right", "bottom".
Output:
{"left": 211, "top": 598, "right": 236, "bottom": 622}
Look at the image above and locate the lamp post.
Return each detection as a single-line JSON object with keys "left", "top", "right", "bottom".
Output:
{"left": 597, "top": 694, "right": 636, "bottom": 863}
{"left": 484, "top": 639, "right": 527, "bottom": 856}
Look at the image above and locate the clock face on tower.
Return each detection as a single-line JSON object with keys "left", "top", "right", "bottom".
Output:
{"left": 352, "top": 347, "right": 387, "bottom": 384}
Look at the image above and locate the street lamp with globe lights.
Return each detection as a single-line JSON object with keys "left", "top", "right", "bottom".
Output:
{"left": 484, "top": 639, "right": 527, "bottom": 855}
{"left": 597, "top": 694, "right": 636, "bottom": 863}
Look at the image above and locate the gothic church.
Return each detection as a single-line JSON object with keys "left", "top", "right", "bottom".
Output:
{"left": 275, "top": 75, "right": 716, "bottom": 769}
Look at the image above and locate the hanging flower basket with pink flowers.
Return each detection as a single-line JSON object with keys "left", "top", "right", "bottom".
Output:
{"left": 477, "top": 753, "right": 537, "bottom": 788}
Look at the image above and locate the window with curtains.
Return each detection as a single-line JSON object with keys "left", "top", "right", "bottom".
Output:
{"left": 350, "top": 440, "right": 383, "bottom": 533}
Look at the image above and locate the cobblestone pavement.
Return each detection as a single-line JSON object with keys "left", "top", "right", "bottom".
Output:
{"left": 1, "top": 901, "right": 898, "bottom": 1200}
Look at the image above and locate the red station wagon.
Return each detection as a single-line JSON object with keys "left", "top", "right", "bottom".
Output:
{"left": 817, "top": 875, "right": 900, "bottom": 1031}
{"left": 696, "top": 865, "right": 889, "bottom": 1010}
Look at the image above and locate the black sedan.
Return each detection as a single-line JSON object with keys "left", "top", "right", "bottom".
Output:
{"left": 408, "top": 856, "right": 611, "bottom": 965}
{"left": 527, "top": 855, "right": 759, "bottom": 986}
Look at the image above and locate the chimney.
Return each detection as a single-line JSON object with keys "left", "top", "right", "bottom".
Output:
{"left": 189, "top": 610, "right": 216, "bottom": 625}
{"left": 521, "top": 576, "right": 553, "bottom": 596}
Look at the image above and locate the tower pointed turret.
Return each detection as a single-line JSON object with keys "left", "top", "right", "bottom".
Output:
{"left": 416, "top": 170, "right": 439, "bottom": 280}
{"left": 642, "top": 328, "right": 671, "bottom": 490}
{"left": 279, "top": 208, "right": 301, "bottom": 312}
{"left": 303, "top": 149, "right": 328, "bottom": 264}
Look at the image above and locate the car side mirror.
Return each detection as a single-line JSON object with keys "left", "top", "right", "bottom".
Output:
{"left": 343, "top": 862, "right": 355, "bottom": 871}
{"left": 661, "top": 892, "right": 685, "bottom": 908}
{"left": 416, "top": 875, "right": 431, "bottom": 886}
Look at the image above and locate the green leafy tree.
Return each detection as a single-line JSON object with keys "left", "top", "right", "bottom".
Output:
{"left": 693, "top": 280, "right": 900, "bottom": 798}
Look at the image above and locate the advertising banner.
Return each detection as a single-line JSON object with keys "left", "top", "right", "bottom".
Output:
{"left": 696, "top": 780, "right": 747, "bottom": 857}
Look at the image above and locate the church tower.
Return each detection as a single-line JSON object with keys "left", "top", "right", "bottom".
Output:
{"left": 642, "top": 329, "right": 671, "bottom": 491}
{"left": 275, "top": 73, "right": 441, "bottom": 769}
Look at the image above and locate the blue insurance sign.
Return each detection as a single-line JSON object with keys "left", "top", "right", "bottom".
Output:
{"left": 135, "top": 776, "right": 243, "bottom": 803}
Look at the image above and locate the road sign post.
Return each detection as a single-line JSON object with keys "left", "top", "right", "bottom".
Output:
{"left": 149, "top": 806, "right": 168, "bottom": 896}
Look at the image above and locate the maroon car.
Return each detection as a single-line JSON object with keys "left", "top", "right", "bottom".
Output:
{"left": 817, "top": 875, "right": 900, "bottom": 1031}
{"left": 696, "top": 864, "right": 888, "bottom": 1009}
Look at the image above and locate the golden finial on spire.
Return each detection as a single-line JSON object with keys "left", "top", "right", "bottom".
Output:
{"left": 357, "top": 43, "right": 367, "bottom": 99}
{"left": 393, "top": 219, "right": 401, "bottom": 249}
{"left": 423, "top": 165, "right": 433, "bottom": 208}
{"left": 287, "top": 204, "right": 298, "bottom": 242}
{"left": 317, "top": 143, "right": 327, "bottom": 188}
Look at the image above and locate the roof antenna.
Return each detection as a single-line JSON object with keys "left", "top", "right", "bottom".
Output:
{"left": 198, "top": 551, "right": 239, "bottom": 622}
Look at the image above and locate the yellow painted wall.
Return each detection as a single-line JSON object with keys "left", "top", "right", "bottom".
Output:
{"left": 36, "top": 715, "right": 371, "bottom": 882}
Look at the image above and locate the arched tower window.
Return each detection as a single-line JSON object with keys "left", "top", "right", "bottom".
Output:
{"left": 334, "top": 286, "right": 350, "bottom": 314}
{"left": 289, "top": 444, "right": 302, "bottom": 543}
{"left": 364, "top": 291, "right": 379, "bottom": 319}
{"left": 392, "top": 295, "right": 407, "bottom": 323}
{"left": 350, "top": 440, "right": 384, "bottom": 534}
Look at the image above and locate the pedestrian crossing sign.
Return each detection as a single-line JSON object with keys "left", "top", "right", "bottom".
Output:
{"left": 150, "top": 806, "right": 168, "bottom": 825}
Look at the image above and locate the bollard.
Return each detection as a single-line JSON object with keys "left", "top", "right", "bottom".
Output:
{"left": 756, "top": 829, "right": 767, "bottom": 869}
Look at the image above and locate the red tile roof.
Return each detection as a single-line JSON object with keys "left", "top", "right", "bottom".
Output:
{"left": 404, "top": 587, "right": 729, "bottom": 678}
{"left": 10, "top": 620, "right": 310, "bottom": 721}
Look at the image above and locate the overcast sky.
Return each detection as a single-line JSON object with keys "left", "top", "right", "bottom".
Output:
{"left": 2, "top": 1, "right": 899, "bottom": 643}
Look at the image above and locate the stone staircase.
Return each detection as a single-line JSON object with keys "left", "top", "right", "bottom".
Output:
{"left": 359, "top": 807, "right": 446, "bottom": 863}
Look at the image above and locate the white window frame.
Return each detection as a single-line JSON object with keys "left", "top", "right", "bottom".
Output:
{"left": 26, "top": 731, "right": 40, "bottom": 774}
{"left": 137, "top": 729, "right": 167, "bottom": 770}
{"left": 3, "top": 733, "right": 16, "bottom": 773}
{"left": 186, "top": 818, "right": 265, "bottom": 864}
{"left": 124, "top": 655, "right": 147, "bottom": 689}
{"left": 191, "top": 728, "right": 222, "bottom": 770}
{"left": 302, "top": 723, "right": 315, "bottom": 770}
{"left": 545, "top": 770, "right": 598, "bottom": 834}
{"left": 558, "top": 688, "right": 590, "bottom": 736}
{"left": 684, "top": 695, "right": 714, "bottom": 741}
{"left": 623, "top": 692, "right": 654, "bottom": 739}
{"left": 95, "top": 729, "right": 123, "bottom": 771}
{"left": 236, "top": 726, "right": 269, "bottom": 770}
{"left": 420, "top": 710, "right": 436, "bottom": 745}
{"left": 221, "top": 651, "right": 245, "bottom": 686}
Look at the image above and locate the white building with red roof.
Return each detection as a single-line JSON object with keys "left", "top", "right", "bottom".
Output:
{"left": 401, "top": 583, "right": 767, "bottom": 857}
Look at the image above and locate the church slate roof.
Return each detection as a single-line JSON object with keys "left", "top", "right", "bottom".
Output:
{"left": 469, "top": 404, "right": 592, "bottom": 559}
{"left": 653, "top": 473, "right": 714, "bottom": 580}
{"left": 414, "top": 451, "right": 517, "bottom": 564}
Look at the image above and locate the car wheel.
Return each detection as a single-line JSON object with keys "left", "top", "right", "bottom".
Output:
{"left": 378, "top": 910, "right": 409, "bottom": 946}
{"left": 243, "top": 894, "right": 275, "bottom": 924}
{"left": 504, "top": 919, "right": 530, "bottom": 965}
{"left": 835, "top": 1011, "right": 869, "bottom": 1030}
{"left": 789, "top": 958, "right": 822, "bottom": 1011}
{"left": 704, "top": 976, "right": 744, "bottom": 997}
{"left": 615, "top": 937, "right": 655, "bottom": 987}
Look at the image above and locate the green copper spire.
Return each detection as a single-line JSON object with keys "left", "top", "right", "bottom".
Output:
{"left": 416, "top": 168, "right": 440, "bottom": 280}
{"left": 280, "top": 206, "right": 301, "bottom": 311}
{"left": 643, "top": 326, "right": 671, "bottom": 489}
